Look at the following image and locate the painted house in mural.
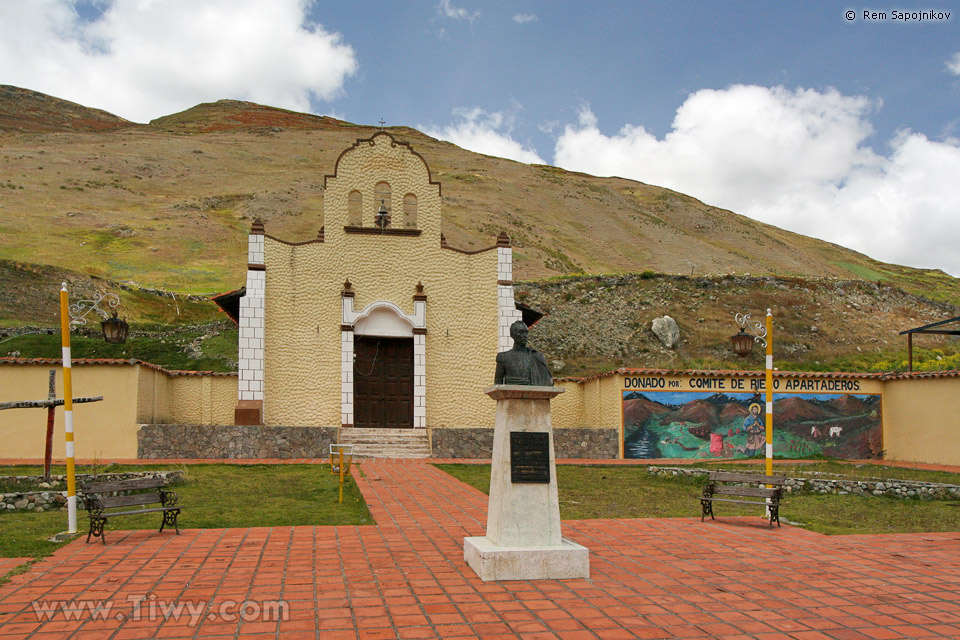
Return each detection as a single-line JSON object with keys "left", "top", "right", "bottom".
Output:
{"left": 215, "top": 132, "right": 529, "bottom": 452}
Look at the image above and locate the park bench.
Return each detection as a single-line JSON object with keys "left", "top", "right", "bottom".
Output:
{"left": 700, "top": 471, "right": 786, "bottom": 528}
{"left": 80, "top": 477, "right": 182, "bottom": 544}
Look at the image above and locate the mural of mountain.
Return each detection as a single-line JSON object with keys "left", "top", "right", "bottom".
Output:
{"left": 623, "top": 396, "right": 671, "bottom": 425}
{"left": 828, "top": 394, "right": 870, "bottom": 414}
{"left": 774, "top": 396, "right": 838, "bottom": 423}
{"left": 666, "top": 399, "right": 721, "bottom": 430}
{"left": 719, "top": 403, "right": 749, "bottom": 422}
{"left": 622, "top": 390, "right": 883, "bottom": 460}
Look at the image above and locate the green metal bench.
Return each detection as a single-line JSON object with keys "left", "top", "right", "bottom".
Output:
{"left": 700, "top": 471, "right": 786, "bottom": 528}
{"left": 81, "top": 477, "right": 181, "bottom": 544}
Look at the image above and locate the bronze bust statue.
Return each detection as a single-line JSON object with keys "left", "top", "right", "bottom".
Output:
{"left": 495, "top": 321, "right": 553, "bottom": 386}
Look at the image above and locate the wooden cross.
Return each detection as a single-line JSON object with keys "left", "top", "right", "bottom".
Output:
{"left": 0, "top": 370, "right": 102, "bottom": 480}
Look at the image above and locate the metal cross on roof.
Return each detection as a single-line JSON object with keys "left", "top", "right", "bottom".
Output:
{"left": 378, "top": 118, "right": 386, "bottom": 129}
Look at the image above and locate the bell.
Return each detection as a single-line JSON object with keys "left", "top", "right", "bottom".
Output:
{"left": 375, "top": 200, "right": 391, "bottom": 228}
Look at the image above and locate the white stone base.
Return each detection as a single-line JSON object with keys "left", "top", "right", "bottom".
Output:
{"left": 463, "top": 536, "right": 589, "bottom": 581}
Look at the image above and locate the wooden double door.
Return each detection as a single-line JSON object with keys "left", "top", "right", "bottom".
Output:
{"left": 353, "top": 336, "right": 414, "bottom": 429}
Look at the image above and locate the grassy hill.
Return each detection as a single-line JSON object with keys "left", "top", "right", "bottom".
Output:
{"left": 0, "top": 86, "right": 957, "bottom": 373}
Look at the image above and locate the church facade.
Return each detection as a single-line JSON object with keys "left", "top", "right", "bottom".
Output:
{"left": 233, "top": 132, "right": 524, "bottom": 435}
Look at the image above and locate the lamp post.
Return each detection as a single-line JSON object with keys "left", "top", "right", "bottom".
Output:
{"left": 58, "top": 286, "right": 126, "bottom": 534}
{"left": 731, "top": 310, "right": 774, "bottom": 478}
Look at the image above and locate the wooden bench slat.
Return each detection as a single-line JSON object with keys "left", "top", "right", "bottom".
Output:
{"left": 710, "top": 485, "right": 780, "bottom": 498}
{"left": 81, "top": 477, "right": 168, "bottom": 493}
{"left": 96, "top": 506, "right": 178, "bottom": 518}
{"left": 707, "top": 472, "right": 786, "bottom": 485}
{"left": 703, "top": 497, "right": 773, "bottom": 505}
{"left": 100, "top": 492, "right": 164, "bottom": 509}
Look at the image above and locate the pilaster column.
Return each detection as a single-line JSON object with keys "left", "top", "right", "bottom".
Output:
{"left": 235, "top": 219, "right": 266, "bottom": 425}
{"left": 496, "top": 232, "right": 523, "bottom": 352}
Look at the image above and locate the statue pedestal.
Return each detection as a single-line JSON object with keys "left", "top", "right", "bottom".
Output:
{"left": 464, "top": 385, "right": 590, "bottom": 581}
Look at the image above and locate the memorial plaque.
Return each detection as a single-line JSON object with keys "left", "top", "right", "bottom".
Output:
{"left": 510, "top": 431, "right": 550, "bottom": 483}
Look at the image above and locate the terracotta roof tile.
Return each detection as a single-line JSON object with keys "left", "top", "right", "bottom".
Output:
{"left": 558, "top": 367, "right": 960, "bottom": 383}
{"left": 0, "top": 357, "right": 237, "bottom": 377}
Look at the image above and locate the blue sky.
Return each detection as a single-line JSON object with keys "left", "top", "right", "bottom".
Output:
{"left": 2, "top": 1, "right": 959, "bottom": 275}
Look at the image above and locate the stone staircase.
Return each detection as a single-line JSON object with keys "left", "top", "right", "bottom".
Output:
{"left": 337, "top": 427, "right": 431, "bottom": 459}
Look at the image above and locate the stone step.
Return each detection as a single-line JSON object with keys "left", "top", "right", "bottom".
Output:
{"left": 349, "top": 444, "right": 431, "bottom": 459}
{"left": 337, "top": 428, "right": 431, "bottom": 459}
{"left": 339, "top": 435, "right": 428, "bottom": 443}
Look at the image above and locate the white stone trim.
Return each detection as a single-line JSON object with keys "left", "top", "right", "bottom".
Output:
{"left": 497, "top": 246, "right": 513, "bottom": 282}
{"left": 342, "top": 297, "right": 425, "bottom": 329}
{"left": 237, "top": 267, "right": 265, "bottom": 401}
{"left": 341, "top": 329, "right": 354, "bottom": 426}
{"left": 497, "top": 246, "right": 523, "bottom": 352}
{"left": 413, "top": 332, "right": 427, "bottom": 428}
{"left": 247, "top": 234, "right": 265, "bottom": 266}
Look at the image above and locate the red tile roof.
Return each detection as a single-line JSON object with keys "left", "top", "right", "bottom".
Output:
{"left": 558, "top": 367, "right": 960, "bottom": 383}
{"left": 0, "top": 357, "right": 237, "bottom": 377}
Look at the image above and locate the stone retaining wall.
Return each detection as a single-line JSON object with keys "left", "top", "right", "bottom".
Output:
{"left": 431, "top": 428, "right": 619, "bottom": 459}
{"left": 1, "top": 470, "right": 184, "bottom": 512}
{"left": 647, "top": 466, "right": 960, "bottom": 500}
{"left": 137, "top": 424, "right": 339, "bottom": 459}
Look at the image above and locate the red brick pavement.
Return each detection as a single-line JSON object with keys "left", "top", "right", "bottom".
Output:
{"left": 0, "top": 560, "right": 30, "bottom": 578}
{"left": 1, "top": 460, "right": 959, "bottom": 639}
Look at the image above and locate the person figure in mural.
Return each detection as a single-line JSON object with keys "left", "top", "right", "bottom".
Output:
{"left": 494, "top": 321, "right": 553, "bottom": 386}
{"left": 736, "top": 403, "right": 766, "bottom": 456}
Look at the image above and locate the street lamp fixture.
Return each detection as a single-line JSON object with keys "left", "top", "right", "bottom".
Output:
{"left": 69, "top": 291, "right": 128, "bottom": 344}
{"left": 730, "top": 312, "right": 768, "bottom": 358}
{"left": 100, "top": 312, "right": 129, "bottom": 344}
{"left": 731, "top": 309, "right": 775, "bottom": 485}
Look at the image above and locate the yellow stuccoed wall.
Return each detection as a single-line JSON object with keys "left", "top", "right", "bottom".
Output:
{"left": 0, "top": 363, "right": 141, "bottom": 459}
{"left": 882, "top": 376, "right": 960, "bottom": 465}
{"left": 0, "top": 362, "right": 237, "bottom": 459}
{"left": 261, "top": 133, "right": 499, "bottom": 428}
{"left": 550, "top": 382, "right": 585, "bottom": 429}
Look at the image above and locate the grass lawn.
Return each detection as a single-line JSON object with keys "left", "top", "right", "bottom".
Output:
{"left": 434, "top": 463, "right": 960, "bottom": 536}
{"left": 0, "top": 464, "right": 371, "bottom": 561}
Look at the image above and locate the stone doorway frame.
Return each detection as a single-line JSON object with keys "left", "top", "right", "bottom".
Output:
{"left": 341, "top": 287, "right": 426, "bottom": 429}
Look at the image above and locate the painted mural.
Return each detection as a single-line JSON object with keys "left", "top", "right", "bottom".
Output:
{"left": 623, "top": 391, "right": 882, "bottom": 460}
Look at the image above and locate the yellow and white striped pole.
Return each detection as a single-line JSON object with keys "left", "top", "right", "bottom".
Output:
{"left": 764, "top": 308, "right": 774, "bottom": 477}
{"left": 59, "top": 283, "right": 77, "bottom": 534}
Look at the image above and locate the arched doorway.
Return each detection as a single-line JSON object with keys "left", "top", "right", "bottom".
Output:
{"left": 353, "top": 307, "right": 414, "bottom": 428}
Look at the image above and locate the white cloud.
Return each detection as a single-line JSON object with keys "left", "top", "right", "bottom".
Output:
{"left": 0, "top": 0, "right": 357, "bottom": 123}
{"left": 554, "top": 85, "right": 960, "bottom": 276}
{"left": 513, "top": 14, "right": 537, "bottom": 24}
{"left": 437, "top": 0, "right": 479, "bottom": 21}
{"left": 948, "top": 52, "right": 960, "bottom": 75}
{"left": 422, "top": 108, "right": 545, "bottom": 164}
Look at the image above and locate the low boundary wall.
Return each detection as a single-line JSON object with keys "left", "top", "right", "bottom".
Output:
{"left": 2, "top": 359, "right": 959, "bottom": 465}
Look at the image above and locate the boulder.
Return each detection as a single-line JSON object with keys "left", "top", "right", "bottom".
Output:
{"left": 651, "top": 316, "right": 680, "bottom": 348}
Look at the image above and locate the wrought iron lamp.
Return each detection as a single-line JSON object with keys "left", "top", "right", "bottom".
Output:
{"left": 100, "top": 312, "right": 129, "bottom": 344}
{"left": 69, "top": 291, "right": 128, "bottom": 344}
{"left": 730, "top": 328, "right": 754, "bottom": 357}
{"left": 730, "top": 312, "right": 767, "bottom": 357}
